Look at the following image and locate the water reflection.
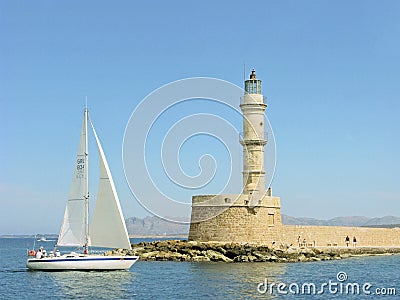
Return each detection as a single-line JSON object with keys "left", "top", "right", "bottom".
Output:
{"left": 187, "top": 262, "right": 287, "bottom": 299}
{"left": 49, "top": 270, "right": 135, "bottom": 299}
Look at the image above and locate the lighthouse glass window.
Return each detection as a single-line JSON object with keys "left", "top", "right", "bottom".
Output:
{"left": 245, "top": 80, "right": 262, "bottom": 94}
{"left": 256, "top": 81, "right": 262, "bottom": 94}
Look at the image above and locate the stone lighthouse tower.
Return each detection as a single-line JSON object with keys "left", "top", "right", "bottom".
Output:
{"left": 240, "top": 69, "right": 267, "bottom": 206}
{"left": 188, "top": 69, "right": 282, "bottom": 244}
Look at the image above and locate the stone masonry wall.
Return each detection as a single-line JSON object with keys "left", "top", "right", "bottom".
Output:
{"left": 189, "top": 206, "right": 282, "bottom": 244}
{"left": 280, "top": 225, "right": 400, "bottom": 247}
{"left": 189, "top": 205, "right": 400, "bottom": 247}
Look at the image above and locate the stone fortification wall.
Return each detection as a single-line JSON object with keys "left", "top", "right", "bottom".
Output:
{"left": 281, "top": 225, "right": 400, "bottom": 247}
{"left": 189, "top": 195, "right": 400, "bottom": 247}
{"left": 188, "top": 194, "right": 282, "bottom": 244}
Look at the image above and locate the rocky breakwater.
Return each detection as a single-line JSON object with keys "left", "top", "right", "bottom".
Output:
{"left": 104, "top": 240, "right": 348, "bottom": 262}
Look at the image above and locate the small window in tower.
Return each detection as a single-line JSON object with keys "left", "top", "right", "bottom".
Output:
{"left": 260, "top": 122, "right": 263, "bottom": 126}
{"left": 268, "top": 213, "right": 275, "bottom": 226}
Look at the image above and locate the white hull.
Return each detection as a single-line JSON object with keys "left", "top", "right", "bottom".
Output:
{"left": 26, "top": 254, "right": 139, "bottom": 271}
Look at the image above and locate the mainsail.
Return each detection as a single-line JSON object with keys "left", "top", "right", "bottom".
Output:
{"left": 57, "top": 109, "right": 88, "bottom": 247}
{"left": 88, "top": 119, "right": 132, "bottom": 250}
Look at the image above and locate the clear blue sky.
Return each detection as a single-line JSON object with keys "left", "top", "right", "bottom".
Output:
{"left": 1, "top": 0, "right": 399, "bottom": 234}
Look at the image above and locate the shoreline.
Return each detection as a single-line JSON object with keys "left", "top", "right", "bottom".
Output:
{"left": 106, "top": 240, "right": 400, "bottom": 263}
{"left": 128, "top": 235, "right": 187, "bottom": 239}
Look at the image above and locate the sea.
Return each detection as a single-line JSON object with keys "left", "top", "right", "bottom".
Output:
{"left": 1, "top": 237, "right": 399, "bottom": 299}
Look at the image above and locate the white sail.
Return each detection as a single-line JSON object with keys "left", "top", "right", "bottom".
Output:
{"left": 57, "top": 110, "right": 88, "bottom": 247}
{"left": 88, "top": 120, "right": 132, "bottom": 250}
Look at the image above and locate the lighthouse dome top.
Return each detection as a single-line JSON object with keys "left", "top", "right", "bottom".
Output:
{"left": 250, "top": 68, "right": 257, "bottom": 79}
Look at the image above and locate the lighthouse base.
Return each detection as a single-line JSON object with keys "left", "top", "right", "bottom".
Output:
{"left": 188, "top": 194, "right": 282, "bottom": 245}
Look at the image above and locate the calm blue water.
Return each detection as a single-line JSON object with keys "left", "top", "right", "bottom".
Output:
{"left": 1, "top": 238, "right": 399, "bottom": 299}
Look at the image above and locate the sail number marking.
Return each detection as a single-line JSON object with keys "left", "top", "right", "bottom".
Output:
{"left": 76, "top": 158, "right": 85, "bottom": 178}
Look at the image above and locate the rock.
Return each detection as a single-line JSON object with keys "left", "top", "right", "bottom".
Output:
{"left": 189, "top": 249, "right": 201, "bottom": 257}
{"left": 216, "top": 246, "right": 227, "bottom": 255}
{"left": 141, "top": 251, "right": 159, "bottom": 259}
{"left": 252, "top": 251, "right": 269, "bottom": 261}
{"left": 297, "top": 254, "right": 307, "bottom": 262}
{"left": 319, "top": 255, "right": 332, "bottom": 261}
{"left": 113, "top": 248, "right": 124, "bottom": 254}
{"left": 191, "top": 256, "right": 210, "bottom": 262}
{"left": 131, "top": 247, "right": 144, "bottom": 253}
{"left": 300, "top": 248, "right": 315, "bottom": 256}
{"left": 247, "top": 255, "right": 257, "bottom": 262}
{"left": 310, "top": 257, "right": 321, "bottom": 261}
{"left": 225, "top": 246, "right": 247, "bottom": 258}
{"left": 121, "top": 239, "right": 399, "bottom": 264}
{"left": 156, "top": 241, "right": 169, "bottom": 248}
{"left": 205, "top": 250, "right": 233, "bottom": 262}
{"left": 312, "top": 248, "right": 322, "bottom": 255}
{"left": 286, "top": 247, "right": 300, "bottom": 255}
{"left": 167, "top": 252, "right": 184, "bottom": 261}
{"left": 191, "top": 243, "right": 208, "bottom": 251}
{"left": 268, "top": 255, "right": 278, "bottom": 262}
{"left": 155, "top": 251, "right": 170, "bottom": 261}
{"left": 233, "top": 255, "right": 249, "bottom": 262}
{"left": 181, "top": 254, "right": 190, "bottom": 261}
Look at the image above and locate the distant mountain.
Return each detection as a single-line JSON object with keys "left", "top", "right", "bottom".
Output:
{"left": 282, "top": 214, "right": 400, "bottom": 228}
{"left": 125, "top": 216, "right": 189, "bottom": 236}
{"left": 125, "top": 215, "right": 400, "bottom": 236}
{"left": 363, "top": 216, "right": 400, "bottom": 227}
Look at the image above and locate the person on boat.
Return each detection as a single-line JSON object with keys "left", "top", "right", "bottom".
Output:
{"left": 55, "top": 249, "right": 61, "bottom": 257}
{"left": 36, "top": 248, "right": 43, "bottom": 259}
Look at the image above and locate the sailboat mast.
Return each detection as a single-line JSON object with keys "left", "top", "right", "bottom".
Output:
{"left": 84, "top": 107, "right": 89, "bottom": 253}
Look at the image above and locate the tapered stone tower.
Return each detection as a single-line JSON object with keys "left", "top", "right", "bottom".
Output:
{"left": 240, "top": 69, "right": 268, "bottom": 206}
{"left": 188, "top": 69, "right": 282, "bottom": 244}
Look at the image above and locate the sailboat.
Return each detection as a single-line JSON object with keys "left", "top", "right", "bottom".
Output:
{"left": 27, "top": 108, "right": 139, "bottom": 270}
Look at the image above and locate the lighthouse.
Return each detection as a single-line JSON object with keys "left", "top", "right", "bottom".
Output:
{"left": 188, "top": 68, "right": 282, "bottom": 243}
{"left": 240, "top": 69, "right": 268, "bottom": 206}
{"left": 187, "top": 69, "right": 398, "bottom": 248}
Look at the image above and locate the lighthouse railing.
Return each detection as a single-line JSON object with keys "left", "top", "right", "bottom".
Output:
{"left": 240, "top": 96, "right": 268, "bottom": 105}
{"left": 239, "top": 132, "right": 268, "bottom": 144}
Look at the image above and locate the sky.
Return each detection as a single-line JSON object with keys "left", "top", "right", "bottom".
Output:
{"left": 1, "top": 0, "right": 399, "bottom": 234}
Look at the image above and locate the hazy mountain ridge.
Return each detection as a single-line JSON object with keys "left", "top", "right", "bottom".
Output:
{"left": 281, "top": 215, "right": 400, "bottom": 227}
{"left": 125, "top": 216, "right": 190, "bottom": 236}
{"left": 1, "top": 215, "right": 399, "bottom": 237}
{"left": 126, "top": 215, "right": 400, "bottom": 236}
